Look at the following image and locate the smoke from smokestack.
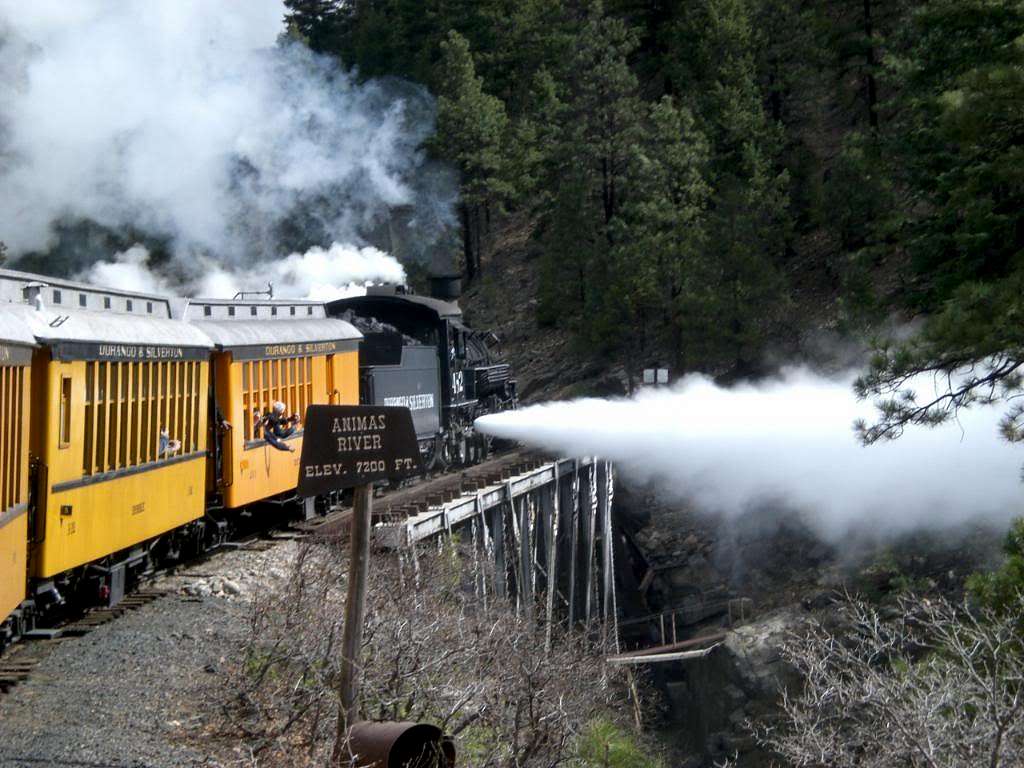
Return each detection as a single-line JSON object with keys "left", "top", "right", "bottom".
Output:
{"left": 476, "top": 368, "right": 1024, "bottom": 541}
{"left": 0, "top": 1, "right": 454, "bottom": 292}
{"left": 79, "top": 242, "right": 406, "bottom": 300}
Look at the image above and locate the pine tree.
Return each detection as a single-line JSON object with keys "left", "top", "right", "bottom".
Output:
{"left": 856, "top": 0, "right": 1024, "bottom": 444}
{"left": 283, "top": 0, "right": 344, "bottom": 54}
{"left": 968, "top": 518, "right": 1024, "bottom": 615}
{"left": 561, "top": 5, "right": 644, "bottom": 231}
{"left": 433, "top": 31, "right": 510, "bottom": 281}
{"left": 537, "top": 171, "right": 602, "bottom": 326}
{"left": 813, "top": 0, "right": 908, "bottom": 132}
{"left": 611, "top": 97, "right": 711, "bottom": 370}
{"left": 537, "top": 4, "right": 646, "bottom": 334}
{"left": 497, "top": 67, "right": 562, "bottom": 208}
{"left": 887, "top": 0, "right": 1024, "bottom": 304}
{"left": 667, "top": 0, "right": 793, "bottom": 372}
{"left": 475, "top": 0, "right": 574, "bottom": 111}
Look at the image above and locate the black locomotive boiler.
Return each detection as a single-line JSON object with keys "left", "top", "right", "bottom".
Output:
{"left": 327, "top": 279, "right": 516, "bottom": 470}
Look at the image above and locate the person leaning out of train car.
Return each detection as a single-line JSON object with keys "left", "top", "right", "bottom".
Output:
{"left": 260, "top": 401, "right": 301, "bottom": 452}
{"left": 159, "top": 427, "right": 181, "bottom": 457}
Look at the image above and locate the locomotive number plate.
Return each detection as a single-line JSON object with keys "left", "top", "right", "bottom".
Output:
{"left": 297, "top": 405, "right": 423, "bottom": 496}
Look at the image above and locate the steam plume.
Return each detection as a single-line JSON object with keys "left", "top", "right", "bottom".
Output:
{"left": 80, "top": 244, "right": 171, "bottom": 296}
{"left": 80, "top": 242, "right": 406, "bottom": 300}
{"left": 476, "top": 369, "right": 1024, "bottom": 540}
{"left": 0, "top": 1, "right": 454, "bottom": 289}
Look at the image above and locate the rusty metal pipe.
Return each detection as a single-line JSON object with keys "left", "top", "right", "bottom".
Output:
{"left": 348, "top": 722, "right": 455, "bottom": 768}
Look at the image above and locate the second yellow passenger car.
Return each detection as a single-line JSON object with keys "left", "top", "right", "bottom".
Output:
{"left": 187, "top": 298, "right": 361, "bottom": 511}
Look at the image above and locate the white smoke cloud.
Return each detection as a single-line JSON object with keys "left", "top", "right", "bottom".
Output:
{"left": 197, "top": 242, "right": 406, "bottom": 299}
{"left": 0, "top": 0, "right": 453, "bottom": 273}
{"left": 79, "top": 241, "right": 406, "bottom": 300}
{"left": 476, "top": 369, "right": 1024, "bottom": 540}
{"left": 80, "top": 244, "right": 171, "bottom": 295}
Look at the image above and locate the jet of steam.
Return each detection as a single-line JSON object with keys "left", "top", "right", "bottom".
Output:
{"left": 476, "top": 369, "right": 1024, "bottom": 540}
{"left": 0, "top": 1, "right": 455, "bottom": 276}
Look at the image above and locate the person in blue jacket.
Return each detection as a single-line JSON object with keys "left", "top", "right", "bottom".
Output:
{"left": 260, "top": 401, "right": 301, "bottom": 452}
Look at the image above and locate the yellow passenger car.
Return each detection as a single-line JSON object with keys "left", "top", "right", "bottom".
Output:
{"left": 0, "top": 271, "right": 215, "bottom": 603}
{"left": 187, "top": 299, "right": 361, "bottom": 511}
{"left": 0, "top": 305, "right": 36, "bottom": 643}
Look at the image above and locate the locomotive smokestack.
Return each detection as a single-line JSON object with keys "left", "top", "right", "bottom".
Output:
{"left": 429, "top": 274, "right": 462, "bottom": 301}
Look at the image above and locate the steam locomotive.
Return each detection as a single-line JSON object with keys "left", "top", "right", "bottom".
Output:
{"left": 328, "top": 277, "right": 517, "bottom": 470}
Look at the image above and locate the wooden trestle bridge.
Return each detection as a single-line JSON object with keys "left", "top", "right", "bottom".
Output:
{"left": 315, "top": 452, "right": 747, "bottom": 663}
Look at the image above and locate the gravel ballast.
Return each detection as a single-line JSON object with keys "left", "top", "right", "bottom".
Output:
{"left": 0, "top": 542, "right": 298, "bottom": 767}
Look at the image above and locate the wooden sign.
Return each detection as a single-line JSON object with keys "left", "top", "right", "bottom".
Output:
{"left": 297, "top": 405, "right": 423, "bottom": 496}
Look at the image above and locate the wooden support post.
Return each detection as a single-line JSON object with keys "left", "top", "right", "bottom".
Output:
{"left": 508, "top": 484, "right": 521, "bottom": 612}
{"left": 471, "top": 518, "right": 482, "bottom": 602}
{"left": 520, "top": 494, "right": 533, "bottom": 620}
{"left": 534, "top": 490, "right": 548, "bottom": 597}
{"left": 604, "top": 461, "right": 620, "bottom": 653}
{"left": 567, "top": 460, "right": 580, "bottom": 626}
{"left": 599, "top": 461, "right": 611, "bottom": 624}
{"left": 492, "top": 501, "right": 507, "bottom": 598}
{"left": 544, "top": 474, "right": 560, "bottom": 653}
{"left": 599, "top": 461, "right": 615, "bottom": 636}
{"left": 477, "top": 492, "right": 491, "bottom": 548}
{"left": 334, "top": 483, "right": 372, "bottom": 761}
{"left": 528, "top": 492, "right": 540, "bottom": 598}
{"left": 476, "top": 493, "right": 490, "bottom": 607}
{"left": 583, "top": 462, "right": 598, "bottom": 625}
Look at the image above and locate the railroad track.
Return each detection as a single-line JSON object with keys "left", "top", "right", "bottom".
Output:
{"left": 305, "top": 448, "right": 547, "bottom": 538}
{"left": 0, "top": 449, "right": 538, "bottom": 697}
{"left": 0, "top": 588, "right": 170, "bottom": 696}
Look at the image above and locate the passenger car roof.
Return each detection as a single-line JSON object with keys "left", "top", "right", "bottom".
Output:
{"left": 24, "top": 305, "right": 214, "bottom": 348}
{"left": 0, "top": 304, "right": 39, "bottom": 347}
{"left": 189, "top": 318, "right": 361, "bottom": 349}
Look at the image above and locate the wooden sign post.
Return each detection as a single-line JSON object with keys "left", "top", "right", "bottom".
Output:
{"left": 297, "top": 405, "right": 423, "bottom": 761}
{"left": 339, "top": 482, "right": 372, "bottom": 734}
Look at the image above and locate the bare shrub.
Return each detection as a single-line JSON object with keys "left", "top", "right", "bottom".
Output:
{"left": 216, "top": 537, "right": 645, "bottom": 767}
{"left": 756, "top": 593, "right": 1024, "bottom": 768}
